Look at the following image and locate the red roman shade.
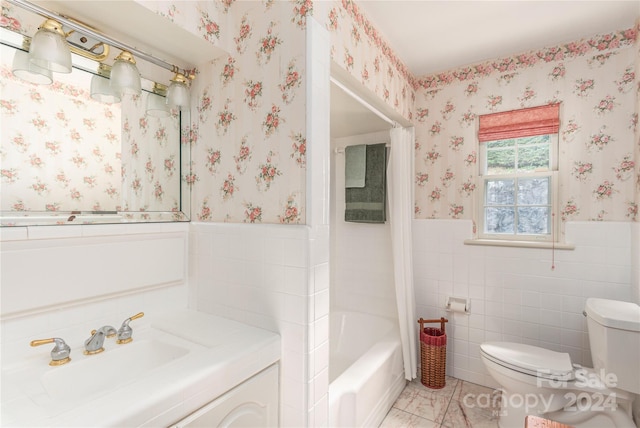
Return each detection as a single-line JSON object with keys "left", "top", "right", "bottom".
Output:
{"left": 478, "top": 103, "right": 560, "bottom": 143}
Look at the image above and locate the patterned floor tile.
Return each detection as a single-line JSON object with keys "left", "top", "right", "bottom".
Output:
{"left": 392, "top": 381, "right": 451, "bottom": 423}
{"left": 379, "top": 408, "right": 439, "bottom": 428}
{"left": 381, "top": 377, "right": 502, "bottom": 428}
{"left": 440, "top": 398, "right": 500, "bottom": 428}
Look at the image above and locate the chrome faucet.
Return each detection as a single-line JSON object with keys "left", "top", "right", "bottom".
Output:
{"left": 117, "top": 312, "right": 144, "bottom": 344}
{"left": 84, "top": 325, "right": 116, "bottom": 355}
{"left": 30, "top": 337, "right": 71, "bottom": 366}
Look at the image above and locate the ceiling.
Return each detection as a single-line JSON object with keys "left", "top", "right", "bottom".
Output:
{"left": 357, "top": 0, "right": 640, "bottom": 77}
{"left": 331, "top": 0, "right": 639, "bottom": 139}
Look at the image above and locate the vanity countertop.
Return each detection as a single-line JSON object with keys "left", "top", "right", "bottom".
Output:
{"left": 1, "top": 310, "right": 281, "bottom": 427}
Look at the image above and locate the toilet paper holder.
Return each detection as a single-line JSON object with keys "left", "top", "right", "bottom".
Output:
{"left": 445, "top": 296, "right": 470, "bottom": 314}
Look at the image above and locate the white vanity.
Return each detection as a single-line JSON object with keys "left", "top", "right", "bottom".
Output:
{"left": 1, "top": 310, "right": 280, "bottom": 427}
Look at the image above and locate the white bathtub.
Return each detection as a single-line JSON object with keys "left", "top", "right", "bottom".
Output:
{"left": 329, "top": 311, "right": 406, "bottom": 427}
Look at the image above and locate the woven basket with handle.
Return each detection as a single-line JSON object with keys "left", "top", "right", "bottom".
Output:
{"left": 418, "top": 317, "right": 448, "bottom": 389}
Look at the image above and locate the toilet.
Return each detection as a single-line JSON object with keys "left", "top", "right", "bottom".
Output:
{"left": 481, "top": 298, "right": 640, "bottom": 428}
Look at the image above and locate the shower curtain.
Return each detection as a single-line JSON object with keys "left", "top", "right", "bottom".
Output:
{"left": 387, "top": 126, "right": 417, "bottom": 380}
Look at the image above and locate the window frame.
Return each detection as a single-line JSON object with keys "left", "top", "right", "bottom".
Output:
{"left": 477, "top": 133, "right": 559, "bottom": 243}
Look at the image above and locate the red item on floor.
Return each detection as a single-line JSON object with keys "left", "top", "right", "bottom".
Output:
{"left": 418, "top": 317, "right": 448, "bottom": 389}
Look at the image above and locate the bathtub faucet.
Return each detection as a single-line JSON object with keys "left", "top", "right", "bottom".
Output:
{"left": 84, "top": 325, "right": 116, "bottom": 355}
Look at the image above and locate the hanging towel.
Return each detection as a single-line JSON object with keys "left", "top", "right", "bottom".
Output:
{"left": 344, "top": 144, "right": 366, "bottom": 188}
{"left": 345, "top": 143, "right": 386, "bottom": 223}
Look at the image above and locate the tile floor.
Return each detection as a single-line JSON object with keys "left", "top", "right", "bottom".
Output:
{"left": 380, "top": 376, "right": 502, "bottom": 428}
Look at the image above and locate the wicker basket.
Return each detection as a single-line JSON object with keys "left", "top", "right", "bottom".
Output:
{"left": 418, "top": 317, "right": 448, "bottom": 389}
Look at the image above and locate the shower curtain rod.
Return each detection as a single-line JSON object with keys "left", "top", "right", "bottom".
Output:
{"left": 331, "top": 76, "right": 398, "bottom": 128}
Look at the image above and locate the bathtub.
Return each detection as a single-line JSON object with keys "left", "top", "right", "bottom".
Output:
{"left": 329, "top": 310, "right": 406, "bottom": 427}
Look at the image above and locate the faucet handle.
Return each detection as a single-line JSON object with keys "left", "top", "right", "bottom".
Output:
{"left": 84, "top": 330, "right": 106, "bottom": 355}
{"left": 117, "top": 312, "right": 144, "bottom": 344}
{"left": 30, "top": 337, "right": 71, "bottom": 366}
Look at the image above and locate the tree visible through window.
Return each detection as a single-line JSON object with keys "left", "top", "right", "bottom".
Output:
{"left": 478, "top": 104, "right": 560, "bottom": 242}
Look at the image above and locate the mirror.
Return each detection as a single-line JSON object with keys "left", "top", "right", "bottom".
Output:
{"left": 0, "top": 29, "right": 190, "bottom": 226}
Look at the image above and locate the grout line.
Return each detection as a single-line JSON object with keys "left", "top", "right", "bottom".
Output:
{"left": 438, "top": 379, "right": 459, "bottom": 428}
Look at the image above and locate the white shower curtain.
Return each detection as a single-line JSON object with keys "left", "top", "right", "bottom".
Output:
{"left": 387, "top": 126, "right": 417, "bottom": 380}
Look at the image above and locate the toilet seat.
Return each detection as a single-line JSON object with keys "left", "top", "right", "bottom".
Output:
{"left": 480, "top": 342, "right": 574, "bottom": 381}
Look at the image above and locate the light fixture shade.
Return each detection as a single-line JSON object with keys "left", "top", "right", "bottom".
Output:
{"left": 166, "top": 73, "right": 190, "bottom": 110}
{"left": 29, "top": 19, "right": 72, "bottom": 73}
{"left": 90, "top": 74, "right": 121, "bottom": 104}
{"left": 12, "top": 50, "right": 53, "bottom": 85}
{"left": 146, "top": 92, "right": 170, "bottom": 118}
{"left": 110, "top": 51, "right": 141, "bottom": 96}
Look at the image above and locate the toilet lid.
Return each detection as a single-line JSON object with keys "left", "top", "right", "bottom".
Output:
{"left": 481, "top": 342, "right": 574, "bottom": 381}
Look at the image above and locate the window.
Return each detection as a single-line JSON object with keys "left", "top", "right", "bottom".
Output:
{"left": 477, "top": 104, "right": 560, "bottom": 242}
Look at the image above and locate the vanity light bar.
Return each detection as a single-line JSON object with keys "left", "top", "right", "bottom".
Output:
{"left": 6, "top": 0, "right": 191, "bottom": 77}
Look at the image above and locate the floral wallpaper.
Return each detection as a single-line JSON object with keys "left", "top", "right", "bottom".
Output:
{"left": 140, "top": 0, "right": 310, "bottom": 224}
{"left": 120, "top": 93, "right": 181, "bottom": 213}
{"left": 0, "top": 58, "right": 123, "bottom": 212}
{"left": 413, "top": 27, "right": 638, "bottom": 226}
{"left": 3, "top": 0, "right": 637, "bottom": 227}
{"left": 316, "top": 0, "right": 415, "bottom": 122}
{"left": 312, "top": 0, "right": 638, "bottom": 225}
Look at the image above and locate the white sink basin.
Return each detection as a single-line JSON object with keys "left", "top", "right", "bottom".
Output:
{"left": 41, "top": 338, "right": 189, "bottom": 402}
{"left": 1, "top": 310, "right": 281, "bottom": 427}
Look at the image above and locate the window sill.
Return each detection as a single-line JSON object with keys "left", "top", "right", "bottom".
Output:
{"left": 463, "top": 239, "right": 575, "bottom": 250}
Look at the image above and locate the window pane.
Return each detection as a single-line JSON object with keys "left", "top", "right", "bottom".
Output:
{"left": 486, "top": 148, "right": 515, "bottom": 174}
{"left": 486, "top": 139, "right": 515, "bottom": 149}
{"left": 517, "top": 207, "right": 550, "bottom": 234}
{"left": 486, "top": 179, "right": 514, "bottom": 205}
{"left": 518, "top": 145, "right": 550, "bottom": 171}
{"left": 519, "top": 135, "right": 550, "bottom": 145}
{"left": 517, "top": 177, "right": 550, "bottom": 205}
{"left": 485, "top": 207, "right": 514, "bottom": 233}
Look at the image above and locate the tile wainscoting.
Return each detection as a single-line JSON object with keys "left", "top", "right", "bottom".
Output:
{"left": 412, "top": 219, "right": 633, "bottom": 388}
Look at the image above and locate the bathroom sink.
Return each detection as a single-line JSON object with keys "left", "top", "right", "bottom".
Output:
{"left": 1, "top": 310, "right": 281, "bottom": 427}
{"left": 41, "top": 339, "right": 189, "bottom": 402}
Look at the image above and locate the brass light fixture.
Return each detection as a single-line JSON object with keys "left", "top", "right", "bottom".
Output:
{"left": 29, "top": 18, "right": 71, "bottom": 73}
{"left": 90, "top": 64, "right": 121, "bottom": 104}
{"left": 7, "top": 0, "right": 196, "bottom": 101}
{"left": 12, "top": 48, "right": 52, "bottom": 84}
{"left": 166, "top": 72, "right": 190, "bottom": 110}
{"left": 110, "top": 50, "right": 141, "bottom": 96}
{"left": 146, "top": 83, "right": 170, "bottom": 118}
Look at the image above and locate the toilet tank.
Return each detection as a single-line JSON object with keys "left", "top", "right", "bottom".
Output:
{"left": 584, "top": 298, "right": 640, "bottom": 395}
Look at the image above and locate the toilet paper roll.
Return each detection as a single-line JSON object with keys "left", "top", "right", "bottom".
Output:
{"left": 449, "top": 301, "right": 467, "bottom": 313}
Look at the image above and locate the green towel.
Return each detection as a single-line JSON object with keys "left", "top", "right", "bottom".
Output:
{"left": 345, "top": 143, "right": 386, "bottom": 223}
{"left": 345, "top": 144, "right": 366, "bottom": 188}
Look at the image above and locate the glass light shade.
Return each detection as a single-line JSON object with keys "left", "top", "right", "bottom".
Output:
{"left": 12, "top": 50, "right": 53, "bottom": 85}
{"left": 110, "top": 51, "right": 141, "bottom": 96}
{"left": 90, "top": 74, "right": 121, "bottom": 104}
{"left": 146, "top": 92, "right": 170, "bottom": 118}
{"left": 29, "top": 19, "right": 72, "bottom": 73}
{"left": 166, "top": 73, "right": 190, "bottom": 110}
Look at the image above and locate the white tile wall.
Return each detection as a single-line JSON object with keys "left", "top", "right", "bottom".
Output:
{"left": 632, "top": 222, "right": 640, "bottom": 305}
{"left": 412, "top": 219, "right": 634, "bottom": 388}
{"left": 330, "top": 131, "right": 397, "bottom": 319}
{"left": 306, "top": 17, "right": 331, "bottom": 428}
{"left": 1, "top": 223, "right": 189, "bottom": 367}
{"left": 2, "top": 233, "right": 186, "bottom": 315}
{"left": 189, "top": 222, "right": 329, "bottom": 427}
